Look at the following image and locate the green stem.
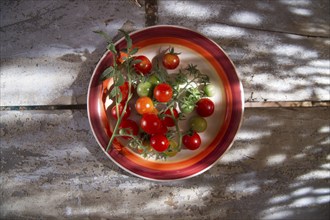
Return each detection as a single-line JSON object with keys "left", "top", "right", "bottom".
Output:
{"left": 169, "top": 108, "right": 182, "bottom": 151}
{"left": 105, "top": 55, "right": 134, "bottom": 152}
{"left": 161, "top": 76, "right": 198, "bottom": 114}
{"left": 174, "top": 116, "right": 182, "bottom": 151}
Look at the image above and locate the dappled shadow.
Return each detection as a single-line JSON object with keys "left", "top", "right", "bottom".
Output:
{"left": 0, "top": 0, "right": 144, "bottom": 106}
{"left": 1, "top": 108, "right": 329, "bottom": 219}
{"left": 157, "top": 0, "right": 330, "bottom": 102}
{"left": 1, "top": 0, "right": 330, "bottom": 219}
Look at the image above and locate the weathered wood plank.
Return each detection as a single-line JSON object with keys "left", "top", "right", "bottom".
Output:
{"left": 1, "top": 107, "right": 329, "bottom": 219}
{"left": 157, "top": 0, "right": 330, "bottom": 103}
{"left": 158, "top": 0, "right": 330, "bottom": 37}
{"left": 0, "top": 0, "right": 145, "bottom": 106}
{"left": 0, "top": 0, "right": 329, "bottom": 106}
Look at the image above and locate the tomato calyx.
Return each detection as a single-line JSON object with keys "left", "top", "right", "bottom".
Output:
{"left": 162, "top": 48, "right": 180, "bottom": 70}
{"left": 168, "top": 47, "right": 181, "bottom": 55}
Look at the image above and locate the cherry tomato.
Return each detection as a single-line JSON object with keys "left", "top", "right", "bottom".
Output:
{"left": 162, "top": 108, "right": 179, "bottom": 127}
{"left": 119, "top": 119, "right": 139, "bottom": 140}
{"left": 150, "top": 134, "right": 169, "bottom": 152}
{"left": 137, "top": 81, "right": 152, "bottom": 97}
{"left": 204, "top": 84, "right": 216, "bottom": 97}
{"left": 148, "top": 75, "right": 160, "bottom": 86}
{"left": 134, "top": 55, "right": 152, "bottom": 75}
{"left": 140, "top": 113, "right": 162, "bottom": 134}
{"left": 153, "top": 83, "right": 173, "bottom": 103}
{"left": 190, "top": 116, "right": 207, "bottom": 133}
{"left": 135, "top": 97, "right": 155, "bottom": 115}
{"left": 179, "top": 103, "right": 194, "bottom": 114}
{"left": 164, "top": 140, "right": 179, "bottom": 157}
{"left": 162, "top": 51, "right": 180, "bottom": 70}
{"left": 196, "top": 98, "right": 215, "bottom": 117}
{"left": 182, "top": 132, "right": 201, "bottom": 150}
{"left": 157, "top": 122, "right": 168, "bottom": 134}
{"left": 118, "top": 81, "right": 132, "bottom": 103}
{"left": 110, "top": 103, "right": 131, "bottom": 120}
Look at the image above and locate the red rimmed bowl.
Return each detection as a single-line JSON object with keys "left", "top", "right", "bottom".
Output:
{"left": 87, "top": 25, "right": 244, "bottom": 181}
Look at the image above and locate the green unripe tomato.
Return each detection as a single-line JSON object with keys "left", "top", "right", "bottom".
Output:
{"left": 189, "top": 116, "right": 207, "bottom": 133}
{"left": 137, "top": 81, "right": 152, "bottom": 97}
{"left": 164, "top": 140, "right": 179, "bottom": 157}
{"left": 148, "top": 75, "right": 160, "bottom": 86}
{"left": 204, "top": 84, "right": 216, "bottom": 97}
{"left": 179, "top": 103, "right": 195, "bottom": 114}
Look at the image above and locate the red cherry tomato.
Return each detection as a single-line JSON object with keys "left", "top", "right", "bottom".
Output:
{"left": 110, "top": 103, "right": 131, "bottom": 120}
{"left": 150, "top": 134, "right": 169, "bottom": 152}
{"left": 182, "top": 132, "right": 201, "bottom": 150}
{"left": 118, "top": 81, "right": 132, "bottom": 103}
{"left": 196, "top": 98, "right": 215, "bottom": 117}
{"left": 157, "top": 122, "right": 168, "bottom": 134}
{"left": 135, "top": 97, "right": 155, "bottom": 115}
{"left": 153, "top": 83, "right": 173, "bottom": 103}
{"left": 162, "top": 108, "right": 179, "bottom": 127}
{"left": 140, "top": 113, "right": 162, "bottom": 134}
{"left": 134, "top": 55, "right": 152, "bottom": 75}
{"left": 119, "top": 119, "right": 139, "bottom": 140}
{"left": 162, "top": 53, "right": 180, "bottom": 70}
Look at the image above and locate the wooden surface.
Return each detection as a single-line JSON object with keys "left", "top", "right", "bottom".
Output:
{"left": 1, "top": 0, "right": 329, "bottom": 219}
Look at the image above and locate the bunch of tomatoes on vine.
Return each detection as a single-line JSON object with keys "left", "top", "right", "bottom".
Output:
{"left": 97, "top": 30, "right": 216, "bottom": 159}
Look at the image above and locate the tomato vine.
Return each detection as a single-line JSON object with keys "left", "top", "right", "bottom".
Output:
{"left": 95, "top": 30, "right": 213, "bottom": 159}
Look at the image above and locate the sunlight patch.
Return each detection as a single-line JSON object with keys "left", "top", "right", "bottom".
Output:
{"left": 319, "top": 163, "right": 330, "bottom": 169}
{"left": 230, "top": 11, "right": 263, "bottom": 25}
{"left": 293, "top": 153, "right": 306, "bottom": 159}
{"left": 272, "top": 44, "right": 317, "bottom": 59}
{"left": 291, "top": 187, "right": 312, "bottom": 197}
{"left": 200, "top": 24, "right": 246, "bottom": 38}
{"left": 316, "top": 195, "right": 330, "bottom": 204}
{"left": 294, "top": 65, "right": 329, "bottom": 75}
{"left": 289, "top": 7, "right": 312, "bottom": 16}
{"left": 297, "top": 170, "right": 330, "bottom": 181}
{"left": 266, "top": 154, "right": 286, "bottom": 166}
{"left": 161, "top": 1, "right": 219, "bottom": 19}
{"left": 318, "top": 126, "right": 330, "bottom": 134}
{"left": 220, "top": 145, "right": 259, "bottom": 163}
{"left": 259, "top": 206, "right": 294, "bottom": 220}
{"left": 226, "top": 173, "right": 260, "bottom": 195}
{"left": 290, "top": 197, "right": 315, "bottom": 207}
{"left": 268, "top": 195, "right": 290, "bottom": 204}
{"left": 313, "top": 188, "right": 330, "bottom": 195}
{"left": 309, "top": 59, "right": 330, "bottom": 68}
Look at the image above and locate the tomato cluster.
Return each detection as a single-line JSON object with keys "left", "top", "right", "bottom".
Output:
{"left": 109, "top": 47, "right": 216, "bottom": 156}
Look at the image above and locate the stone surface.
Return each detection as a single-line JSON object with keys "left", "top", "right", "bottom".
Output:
{"left": 1, "top": 108, "right": 329, "bottom": 219}
{"left": 1, "top": 0, "right": 329, "bottom": 106}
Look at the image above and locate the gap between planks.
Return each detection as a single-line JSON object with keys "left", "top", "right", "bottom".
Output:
{"left": 0, "top": 101, "right": 329, "bottom": 111}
